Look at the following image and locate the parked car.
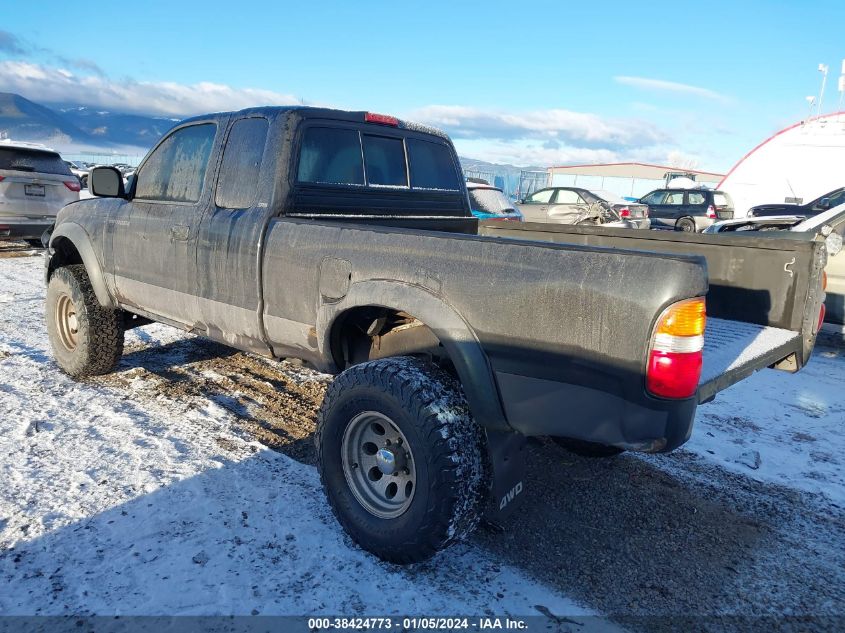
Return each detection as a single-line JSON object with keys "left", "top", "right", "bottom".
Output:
{"left": 467, "top": 182, "right": 523, "bottom": 222}
{"left": 638, "top": 188, "right": 734, "bottom": 232}
{"left": 45, "top": 106, "right": 825, "bottom": 564}
{"left": 64, "top": 160, "right": 90, "bottom": 188}
{"left": 516, "top": 186, "right": 649, "bottom": 229}
{"left": 705, "top": 204, "right": 845, "bottom": 325}
{"left": 0, "top": 140, "right": 80, "bottom": 246}
{"left": 748, "top": 186, "right": 845, "bottom": 218}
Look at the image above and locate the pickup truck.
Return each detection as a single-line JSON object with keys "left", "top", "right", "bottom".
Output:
{"left": 43, "top": 106, "right": 828, "bottom": 564}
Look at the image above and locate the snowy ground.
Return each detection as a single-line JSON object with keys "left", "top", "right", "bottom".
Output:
{"left": 0, "top": 249, "right": 843, "bottom": 630}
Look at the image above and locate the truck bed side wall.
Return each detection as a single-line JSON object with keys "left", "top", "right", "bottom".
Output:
{"left": 261, "top": 220, "right": 707, "bottom": 447}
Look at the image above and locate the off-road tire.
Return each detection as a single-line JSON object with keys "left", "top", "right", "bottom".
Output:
{"left": 675, "top": 217, "right": 696, "bottom": 232}
{"left": 46, "top": 264, "right": 124, "bottom": 377}
{"left": 553, "top": 437, "right": 625, "bottom": 458}
{"left": 316, "top": 356, "right": 488, "bottom": 564}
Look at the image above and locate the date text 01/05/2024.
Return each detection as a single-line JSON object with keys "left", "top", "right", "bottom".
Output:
{"left": 307, "top": 617, "right": 529, "bottom": 630}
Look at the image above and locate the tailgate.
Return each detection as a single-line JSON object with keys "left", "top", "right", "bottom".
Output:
{"left": 480, "top": 222, "right": 828, "bottom": 401}
{"left": 698, "top": 318, "right": 800, "bottom": 403}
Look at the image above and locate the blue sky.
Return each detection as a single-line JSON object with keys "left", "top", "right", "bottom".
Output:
{"left": 2, "top": 0, "right": 845, "bottom": 171}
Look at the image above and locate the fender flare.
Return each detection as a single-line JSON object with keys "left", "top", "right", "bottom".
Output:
{"left": 317, "top": 280, "right": 511, "bottom": 432}
{"left": 48, "top": 223, "right": 116, "bottom": 308}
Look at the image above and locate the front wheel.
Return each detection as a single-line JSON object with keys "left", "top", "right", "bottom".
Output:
{"left": 316, "top": 356, "right": 488, "bottom": 564}
{"left": 46, "top": 264, "right": 124, "bottom": 377}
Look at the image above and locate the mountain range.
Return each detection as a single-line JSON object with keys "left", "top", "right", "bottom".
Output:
{"left": 0, "top": 92, "right": 178, "bottom": 150}
{"left": 0, "top": 92, "right": 541, "bottom": 188}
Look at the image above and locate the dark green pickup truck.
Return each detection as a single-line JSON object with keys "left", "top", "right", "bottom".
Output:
{"left": 43, "top": 107, "right": 827, "bottom": 563}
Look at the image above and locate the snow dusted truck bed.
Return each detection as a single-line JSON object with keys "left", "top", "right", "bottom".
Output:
{"left": 43, "top": 107, "right": 828, "bottom": 563}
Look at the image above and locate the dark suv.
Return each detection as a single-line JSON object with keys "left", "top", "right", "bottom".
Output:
{"left": 638, "top": 188, "right": 734, "bottom": 232}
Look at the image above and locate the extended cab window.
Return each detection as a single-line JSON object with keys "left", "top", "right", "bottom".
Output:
{"left": 135, "top": 123, "right": 216, "bottom": 203}
{"left": 297, "top": 127, "right": 364, "bottom": 185}
{"left": 216, "top": 117, "right": 269, "bottom": 209}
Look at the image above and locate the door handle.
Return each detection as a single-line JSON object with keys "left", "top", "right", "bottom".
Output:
{"left": 171, "top": 225, "right": 190, "bottom": 241}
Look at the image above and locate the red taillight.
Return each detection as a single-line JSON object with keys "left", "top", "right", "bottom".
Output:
{"left": 818, "top": 304, "right": 826, "bottom": 331}
{"left": 619, "top": 207, "right": 631, "bottom": 218}
{"left": 0, "top": 176, "right": 5, "bottom": 182}
{"left": 706, "top": 204, "right": 717, "bottom": 219}
{"left": 64, "top": 180, "right": 81, "bottom": 192}
{"left": 365, "top": 112, "right": 399, "bottom": 126}
{"left": 646, "top": 298, "right": 706, "bottom": 399}
{"left": 647, "top": 350, "right": 704, "bottom": 399}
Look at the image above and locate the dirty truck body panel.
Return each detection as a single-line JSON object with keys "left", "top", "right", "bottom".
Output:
{"left": 481, "top": 222, "right": 827, "bottom": 405}
{"left": 47, "top": 106, "right": 824, "bottom": 457}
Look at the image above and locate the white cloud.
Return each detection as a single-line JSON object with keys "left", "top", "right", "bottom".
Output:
{"left": 408, "top": 105, "right": 668, "bottom": 149}
{"left": 0, "top": 61, "right": 300, "bottom": 116}
{"left": 614, "top": 76, "right": 730, "bottom": 103}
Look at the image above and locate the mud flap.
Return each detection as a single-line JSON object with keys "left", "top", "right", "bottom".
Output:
{"left": 482, "top": 430, "right": 527, "bottom": 528}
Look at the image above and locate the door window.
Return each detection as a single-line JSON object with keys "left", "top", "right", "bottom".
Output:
{"left": 135, "top": 123, "right": 216, "bottom": 203}
{"left": 664, "top": 192, "right": 685, "bottom": 205}
{"left": 216, "top": 117, "right": 269, "bottom": 209}
{"left": 688, "top": 192, "right": 706, "bottom": 205}
{"left": 553, "top": 189, "right": 585, "bottom": 204}
{"left": 526, "top": 189, "right": 554, "bottom": 203}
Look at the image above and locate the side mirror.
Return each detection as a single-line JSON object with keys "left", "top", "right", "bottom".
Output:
{"left": 817, "top": 197, "right": 831, "bottom": 210}
{"left": 90, "top": 166, "right": 126, "bottom": 198}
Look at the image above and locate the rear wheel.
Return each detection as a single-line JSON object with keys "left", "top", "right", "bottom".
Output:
{"left": 316, "top": 356, "right": 488, "bottom": 563}
{"left": 675, "top": 217, "right": 696, "bottom": 232}
{"left": 46, "top": 264, "right": 124, "bottom": 377}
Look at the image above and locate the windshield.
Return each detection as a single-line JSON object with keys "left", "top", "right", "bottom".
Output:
{"left": 468, "top": 187, "right": 516, "bottom": 215}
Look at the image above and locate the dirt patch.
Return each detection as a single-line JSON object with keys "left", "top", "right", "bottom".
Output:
{"left": 0, "top": 241, "right": 42, "bottom": 259}
{"left": 99, "top": 337, "right": 330, "bottom": 465}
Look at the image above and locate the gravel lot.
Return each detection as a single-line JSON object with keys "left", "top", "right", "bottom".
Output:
{"left": 1, "top": 244, "right": 843, "bottom": 631}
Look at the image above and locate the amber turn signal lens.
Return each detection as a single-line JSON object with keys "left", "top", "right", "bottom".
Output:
{"left": 655, "top": 298, "right": 706, "bottom": 337}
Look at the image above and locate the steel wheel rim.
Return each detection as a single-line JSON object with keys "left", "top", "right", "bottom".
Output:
{"left": 341, "top": 411, "right": 416, "bottom": 519}
{"left": 55, "top": 293, "right": 79, "bottom": 351}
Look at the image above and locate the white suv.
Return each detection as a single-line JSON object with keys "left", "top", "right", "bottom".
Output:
{"left": 0, "top": 140, "right": 80, "bottom": 246}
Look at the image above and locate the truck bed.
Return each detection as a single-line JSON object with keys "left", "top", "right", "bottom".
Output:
{"left": 480, "top": 221, "right": 827, "bottom": 403}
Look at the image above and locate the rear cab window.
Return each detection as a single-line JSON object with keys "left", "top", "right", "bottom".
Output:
{"left": 0, "top": 148, "right": 73, "bottom": 176}
{"left": 295, "top": 123, "right": 461, "bottom": 193}
{"left": 291, "top": 116, "right": 467, "bottom": 222}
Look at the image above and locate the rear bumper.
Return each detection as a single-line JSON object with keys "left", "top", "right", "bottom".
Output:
{"left": 0, "top": 217, "right": 55, "bottom": 240}
{"left": 495, "top": 371, "right": 697, "bottom": 452}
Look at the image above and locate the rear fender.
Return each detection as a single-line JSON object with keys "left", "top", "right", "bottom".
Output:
{"left": 318, "top": 280, "right": 510, "bottom": 433}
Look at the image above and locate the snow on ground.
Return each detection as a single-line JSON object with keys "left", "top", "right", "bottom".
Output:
{"left": 0, "top": 255, "right": 596, "bottom": 620}
{"left": 1, "top": 250, "right": 844, "bottom": 624}
{"left": 682, "top": 343, "right": 845, "bottom": 506}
